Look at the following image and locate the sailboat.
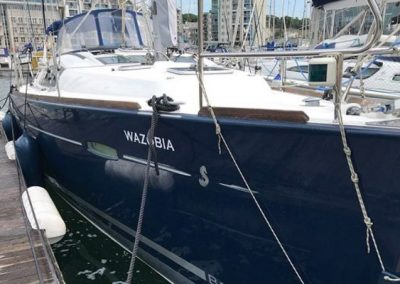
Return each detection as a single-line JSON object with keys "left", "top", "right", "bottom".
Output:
{"left": 6, "top": 2, "right": 400, "bottom": 283}
{"left": 262, "top": 0, "right": 400, "bottom": 98}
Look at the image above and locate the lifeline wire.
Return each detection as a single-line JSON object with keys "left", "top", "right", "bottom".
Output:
{"left": 195, "top": 71, "right": 305, "bottom": 284}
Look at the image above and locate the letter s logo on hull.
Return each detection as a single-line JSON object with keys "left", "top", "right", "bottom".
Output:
{"left": 199, "top": 166, "right": 209, "bottom": 187}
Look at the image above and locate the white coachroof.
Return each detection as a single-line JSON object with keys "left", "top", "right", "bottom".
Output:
{"left": 25, "top": 52, "right": 396, "bottom": 127}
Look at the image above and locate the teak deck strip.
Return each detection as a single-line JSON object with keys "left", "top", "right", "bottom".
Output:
{"left": 198, "top": 107, "right": 310, "bottom": 123}
{"left": 13, "top": 91, "right": 141, "bottom": 110}
{"left": 0, "top": 128, "right": 63, "bottom": 284}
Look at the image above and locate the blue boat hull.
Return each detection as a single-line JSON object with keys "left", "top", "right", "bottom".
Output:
{"left": 11, "top": 93, "right": 400, "bottom": 283}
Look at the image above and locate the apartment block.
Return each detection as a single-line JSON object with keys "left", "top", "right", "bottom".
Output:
{"left": 0, "top": 0, "right": 60, "bottom": 51}
{"left": 211, "top": 0, "right": 266, "bottom": 47}
{"left": 64, "top": 0, "right": 119, "bottom": 16}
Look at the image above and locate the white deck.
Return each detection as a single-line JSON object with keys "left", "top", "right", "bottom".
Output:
{"left": 24, "top": 52, "right": 398, "bottom": 127}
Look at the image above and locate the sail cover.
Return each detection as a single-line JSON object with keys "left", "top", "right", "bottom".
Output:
{"left": 152, "top": 0, "right": 178, "bottom": 50}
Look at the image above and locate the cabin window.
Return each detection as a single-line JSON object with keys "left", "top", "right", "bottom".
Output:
{"left": 343, "top": 67, "right": 380, "bottom": 79}
{"left": 97, "top": 55, "right": 134, "bottom": 65}
{"left": 58, "top": 10, "right": 142, "bottom": 54}
{"left": 392, "top": 74, "right": 400, "bottom": 81}
{"left": 87, "top": 142, "right": 118, "bottom": 160}
{"left": 57, "top": 14, "right": 99, "bottom": 53}
{"left": 287, "top": 65, "right": 309, "bottom": 73}
{"left": 168, "top": 65, "right": 233, "bottom": 75}
{"left": 98, "top": 11, "right": 141, "bottom": 49}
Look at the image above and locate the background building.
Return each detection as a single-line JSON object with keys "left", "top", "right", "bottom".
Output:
{"left": 65, "top": 0, "right": 119, "bottom": 16}
{"left": 0, "top": 0, "right": 61, "bottom": 51}
{"left": 182, "top": 21, "right": 198, "bottom": 45}
{"left": 177, "top": 8, "right": 183, "bottom": 41}
{"left": 0, "top": 0, "right": 125, "bottom": 51}
{"left": 211, "top": 0, "right": 266, "bottom": 47}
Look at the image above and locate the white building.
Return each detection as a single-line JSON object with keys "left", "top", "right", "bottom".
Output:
{"left": 64, "top": 0, "right": 119, "bottom": 16}
{"left": 211, "top": 0, "right": 266, "bottom": 47}
{"left": 203, "top": 12, "right": 212, "bottom": 42}
{"left": 0, "top": 0, "right": 128, "bottom": 51}
{"left": 183, "top": 21, "right": 198, "bottom": 45}
{"left": 0, "top": 0, "right": 61, "bottom": 51}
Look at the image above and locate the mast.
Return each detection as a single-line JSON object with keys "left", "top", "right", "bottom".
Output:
{"left": 41, "top": 0, "right": 47, "bottom": 34}
{"left": 301, "top": 0, "right": 307, "bottom": 44}
{"left": 119, "top": 0, "right": 127, "bottom": 47}
{"left": 282, "top": 0, "right": 288, "bottom": 45}
{"left": 198, "top": 0, "right": 203, "bottom": 108}
{"left": 272, "top": 0, "right": 275, "bottom": 41}
{"left": 24, "top": 0, "right": 37, "bottom": 51}
{"left": 268, "top": 0, "right": 272, "bottom": 39}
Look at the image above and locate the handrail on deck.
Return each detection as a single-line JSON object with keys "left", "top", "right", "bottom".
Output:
{"left": 197, "top": 0, "right": 383, "bottom": 60}
{"left": 196, "top": 0, "right": 386, "bottom": 110}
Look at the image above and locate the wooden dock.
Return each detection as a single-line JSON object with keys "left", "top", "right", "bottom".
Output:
{"left": 0, "top": 128, "right": 63, "bottom": 283}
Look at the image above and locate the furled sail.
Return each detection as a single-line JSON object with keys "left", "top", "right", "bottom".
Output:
{"left": 152, "top": 0, "right": 178, "bottom": 51}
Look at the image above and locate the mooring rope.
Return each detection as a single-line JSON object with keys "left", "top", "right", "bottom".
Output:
{"left": 195, "top": 71, "right": 305, "bottom": 284}
{"left": 125, "top": 95, "right": 159, "bottom": 284}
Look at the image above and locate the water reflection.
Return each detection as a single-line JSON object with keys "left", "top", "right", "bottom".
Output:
{"left": 49, "top": 183, "right": 168, "bottom": 284}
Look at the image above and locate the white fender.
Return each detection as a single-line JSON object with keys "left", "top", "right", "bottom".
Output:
{"left": 22, "top": 186, "right": 66, "bottom": 244}
{"left": 5, "top": 141, "right": 15, "bottom": 160}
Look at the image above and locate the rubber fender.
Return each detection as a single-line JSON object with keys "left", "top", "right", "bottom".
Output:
{"left": 2, "top": 111, "right": 22, "bottom": 141}
{"left": 22, "top": 186, "right": 66, "bottom": 244}
{"left": 15, "top": 132, "right": 43, "bottom": 187}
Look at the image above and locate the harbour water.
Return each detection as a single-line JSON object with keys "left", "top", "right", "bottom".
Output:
{"left": 48, "top": 182, "right": 168, "bottom": 284}
{"left": 0, "top": 77, "right": 168, "bottom": 284}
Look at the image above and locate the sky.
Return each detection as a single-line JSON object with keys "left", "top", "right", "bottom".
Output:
{"left": 179, "top": 0, "right": 212, "bottom": 14}
{"left": 180, "top": 0, "right": 310, "bottom": 19}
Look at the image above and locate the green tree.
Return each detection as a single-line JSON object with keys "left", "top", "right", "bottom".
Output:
{"left": 182, "top": 13, "right": 198, "bottom": 23}
{"left": 266, "top": 15, "right": 310, "bottom": 39}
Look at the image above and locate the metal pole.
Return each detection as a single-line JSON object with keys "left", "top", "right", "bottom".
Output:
{"left": 200, "top": 46, "right": 393, "bottom": 59}
{"left": 24, "top": 0, "right": 37, "bottom": 51}
{"left": 41, "top": 0, "right": 47, "bottom": 34}
{"left": 198, "top": 0, "right": 204, "bottom": 109}
{"left": 322, "top": 9, "right": 326, "bottom": 40}
{"left": 334, "top": 53, "right": 343, "bottom": 121}
{"left": 200, "top": 0, "right": 383, "bottom": 59}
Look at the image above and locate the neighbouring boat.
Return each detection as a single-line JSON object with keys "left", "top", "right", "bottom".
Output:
{"left": 261, "top": 0, "right": 400, "bottom": 98}
{"left": 263, "top": 54, "right": 400, "bottom": 97}
{"left": 8, "top": 6, "right": 400, "bottom": 284}
{"left": 0, "top": 47, "right": 10, "bottom": 68}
